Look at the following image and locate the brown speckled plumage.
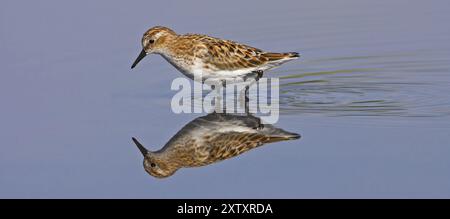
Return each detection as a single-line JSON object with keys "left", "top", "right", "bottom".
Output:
{"left": 131, "top": 26, "right": 300, "bottom": 82}
{"left": 132, "top": 113, "right": 300, "bottom": 178}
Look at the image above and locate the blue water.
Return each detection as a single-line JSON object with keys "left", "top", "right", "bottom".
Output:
{"left": 1, "top": 0, "right": 450, "bottom": 198}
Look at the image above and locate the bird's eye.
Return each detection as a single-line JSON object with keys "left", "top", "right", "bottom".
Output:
{"left": 149, "top": 39, "right": 155, "bottom": 44}
{"left": 150, "top": 163, "right": 156, "bottom": 167}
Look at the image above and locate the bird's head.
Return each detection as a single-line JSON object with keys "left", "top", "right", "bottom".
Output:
{"left": 131, "top": 26, "right": 177, "bottom": 69}
{"left": 132, "top": 137, "right": 178, "bottom": 178}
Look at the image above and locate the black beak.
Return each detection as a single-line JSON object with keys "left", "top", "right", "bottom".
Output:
{"left": 132, "top": 137, "right": 148, "bottom": 156}
{"left": 131, "top": 49, "right": 147, "bottom": 69}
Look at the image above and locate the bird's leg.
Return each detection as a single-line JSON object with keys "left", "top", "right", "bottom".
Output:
{"left": 252, "top": 70, "right": 264, "bottom": 81}
{"left": 252, "top": 119, "right": 265, "bottom": 130}
{"left": 215, "top": 83, "right": 224, "bottom": 113}
{"left": 222, "top": 85, "right": 227, "bottom": 114}
{"left": 245, "top": 85, "right": 249, "bottom": 114}
{"left": 218, "top": 80, "right": 227, "bottom": 113}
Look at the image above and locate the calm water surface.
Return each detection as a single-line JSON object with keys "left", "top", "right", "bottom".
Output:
{"left": 1, "top": 0, "right": 450, "bottom": 198}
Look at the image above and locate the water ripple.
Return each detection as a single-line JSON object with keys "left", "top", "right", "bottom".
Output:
{"left": 277, "top": 52, "right": 450, "bottom": 117}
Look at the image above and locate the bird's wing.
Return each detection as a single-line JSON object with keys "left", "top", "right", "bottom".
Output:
{"left": 204, "top": 131, "right": 268, "bottom": 161}
{"left": 187, "top": 34, "right": 298, "bottom": 71}
{"left": 159, "top": 112, "right": 300, "bottom": 166}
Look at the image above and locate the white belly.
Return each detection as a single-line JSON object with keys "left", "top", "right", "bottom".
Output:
{"left": 162, "top": 54, "right": 263, "bottom": 82}
{"left": 160, "top": 54, "right": 278, "bottom": 86}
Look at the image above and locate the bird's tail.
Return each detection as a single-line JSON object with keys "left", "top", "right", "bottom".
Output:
{"left": 260, "top": 124, "right": 301, "bottom": 142}
{"left": 263, "top": 52, "right": 300, "bottom": 61}
{"left": 285, "top": 52, "right": 301, "bottom": 59}
{"left": 261, "top": 52, "right": 300, "bottom": 69}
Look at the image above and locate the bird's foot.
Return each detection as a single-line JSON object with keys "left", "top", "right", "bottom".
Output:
{"left": 258, "top": 119, "right": 264, "bottom": 130}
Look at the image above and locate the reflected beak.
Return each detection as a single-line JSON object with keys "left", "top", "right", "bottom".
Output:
{"left": 132, "top": 137, "right": 148, "bottom": 156}
{"left": 131, "top": 49, "right": 147, "bottom": 69}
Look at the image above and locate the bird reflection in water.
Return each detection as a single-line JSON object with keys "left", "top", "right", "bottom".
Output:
{"left": 132, "top": 113, "right": 300, "bottom": 178}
